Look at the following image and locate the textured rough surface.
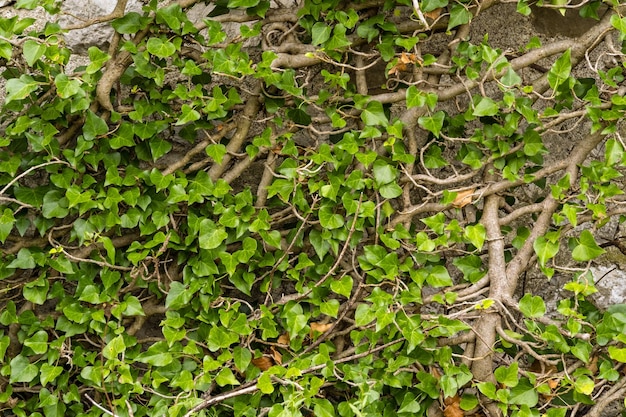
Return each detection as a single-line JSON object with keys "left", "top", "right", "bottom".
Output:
{"left": 60, "top": 0, "right": 142, "bottom": 52}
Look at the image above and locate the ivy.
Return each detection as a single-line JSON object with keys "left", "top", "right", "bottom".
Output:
{"left": 0, "top": 1, "right": 625, "bottom": 417}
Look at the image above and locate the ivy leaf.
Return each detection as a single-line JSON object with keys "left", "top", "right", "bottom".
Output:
{"left": 547, "top": 49, "right": 571, "bottom": 91}
{"left": 533, "top": 236, "right": 559, "bottom": 267}
{"left": 312, "top": 22, "right": 331, "bottom": 46}
{"left": 447, "top": 4, "right": 471, "bottom": 31}
{"left": 572, "top": 230, "right": 605, "bottom": 262}
{"left": 55, "top": 74, "right": 81, "bottom": 98}
{"left": 319, "top": 205, "right": 344, "bottom": 229}
{"left": 83, "top": 110, "right": 108, "bottom": 141}
{"left": 608, "top": 346, "right": 626, "bottom": 363}
{"left": 176, "top": 104, "right": 201, "bottom": 125}
{"left": 0, "top": 40, "right": 11, "bottom": 60}
{"left": 509, "top": 378, "right": 538, "bottom": 406}
{"left": 111, "top": 12, "right": 150, "bottom": 34}
{"left": 199, "top": 219, "right": 228, "bottom": 249}
{"left": 494, "top": 362, "right": 519, "bottom": 387}
{"left": 165, "top": 281, "right": 192, "bottom": 310}
{"left": 605, "top": 138, "right": 624, "bottom": 166}
{"left": 501, "top": 66, "right": 522, "bottom": 87}
{"left": 519, "top": 294, "right": 546, "bottom": 318}
{"left": 0, "top": 208, "right": 15, "bottom": 243}
{"left": 10, "top": 355, "right": 38, "bottom": 383}
{"left": 228, "top": 0, "right": 260, "bottom": 7}
{"left": 330, "top": 275, "right": 353, "bottom": 298}
{"left": 42, "top": 190, "right": 69, "bottom": 219}
{"left": 464, "top": 224, "right": 486, "bottom": 250}
{"left": 5, "top": 75, "right": 38, "bottom": 103}
{"left": 418, "top": 111, "right": 445, "bottom": 138}
{"left": 135, "top": 341, "right": 174, "bottom": 366}
{"left": 361, "top": 101, "right": 388, "bottom": 126}
{"left": 473, "top": 97, "right": 499, "bottom": 117}
{"left": 421, "top": 0, "right": 448, "bottom": 12}
{"left": 22, "top": 39, "right": 46, "bottom": 66}
{"left": 146, "top": 37, "right": 177, "bottom": 58}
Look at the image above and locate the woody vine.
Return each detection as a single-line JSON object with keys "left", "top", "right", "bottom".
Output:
{"left": 1, "top": 0, "right": 626, "bottom": 416}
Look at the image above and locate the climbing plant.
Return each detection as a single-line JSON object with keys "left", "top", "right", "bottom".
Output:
{"left": 1, "top": 0, "right": 626, "bottom": 416}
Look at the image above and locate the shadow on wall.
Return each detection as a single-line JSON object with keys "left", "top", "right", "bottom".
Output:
{"left": 531, "top": 4, "right": 608, "bottom": 38}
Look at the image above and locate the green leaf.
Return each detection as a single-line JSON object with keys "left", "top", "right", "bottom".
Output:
{"left": 421, "top": 0, "right": 448, "bottom": 12}
{"left": 519, "top": 294, "right": 546, "bottom": 318}
{"left": 447, "top": 4, "right": 471, "bottom": 31}
{"left": 572, "top": 230, "right": 605, "bottom": 262}
{"left": 493, "top": 362, "right": 519, "bottom": 387}
{"left": 473, "top": 96, "right": 499, "bottom": 117}
{"left": 83, "top": 110, "right": 108, "bottom": 141}
{"left": 314, "top": 399, "right": 336, "bottom": 417}
{"left": 135, "top": 341, "right": 174, "bottom": 366}
{"left": 0, "top": 208, "right": 15, "bottom": 243}
{"left": 547, "top": 49, "right": 571, "bottom": 91}
{"left": 464, "top": 224, "right": 486, "bottom": 250}
{"left": 608, "top": 346, "right": 626, "bottom": 363}
{"left": 533, "top": 236, "right": 559, "bottom": 267}
{"left": 199, "top": 219, "right": 229, "bottom": 249}
{"left": 149, "top": 137, "right": 173, "bottom": 161}
{"left": 24, "top": 330, "right": 48, "bottom": 354}
{"left": 206, "top": 143, "right": 227, "bottom": 164}
{"left": 509, "top": 378, "right": 538, "bottom": 406}
{"left": 319, "top": 204, "right": 344, "bottom": 229}
{"left": 427, "top": 265, "right": 452, "bottom": 287}
{"left": 10, "top": 355, "right": 38, "bottom": 383}
{"left": 208, "top": 326, "right": 239, "bottom": 351}
{"left": 501, "top": 66, "right": 522, "bottom": 87}
{"left": 23, "top": 39, "right": 46, "bottom": 66}
{"left": 54, "top": 73, "right": 82, "bottom": 98}
{"left": 330, "top": 275, "right": 353, "bottom": 298}
{"left": 0, "top": 40, "right": 11, "bottom": 60}
{"left": 312, "top": 22, "right": 331, "bottom": 45}
{"left": 233, "top": 346, "right": 252, "bottom": 372}
{"left": 111, "top": 12, "right": 150, "bottom": 34}
{"left": 42, "top": 190, "right": 69, "bottom": 219}
{"left": 146, "top": 37, "right": 177, "bottom": 58}
{"left": 372, "top": 160, "right": 397, "bottom": 185}
{"left": 228, "top": 0, "right": 260, "bottom": 7}
{"left": 573, "top": 375, "right": 595, "bottom": 395}
{"left": 605, "top": 138, "right": 624, "bottom": 166}
{"left": 165, "top": 281, "right": 192, "bottom": 310}
{"left": 418, "top": 111, "right": 445, "bottom": 138}
{"left": 176, "top": 104, "right": 201, "bottom": 125}
{"left": 215, "top": 367, "right": 240, "bottom": 386}
{"left": 40, "top": 363, "right": 64, "bottom": 386}
{"left": 5, "top": 75, "right": 38, "bottom": 103}
{"left": 361, "top": 101, "right": 388, "bottom": 126}
{"left": 102, "top": 335, "right": 125, "bottom": 359}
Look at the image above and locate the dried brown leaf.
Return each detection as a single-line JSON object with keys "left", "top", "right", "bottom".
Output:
{"left": 423, "top": 8, "right": 443, "bottom": 20}
{"left": 277, "top": 332, "right": 290, "bottom": 346}
{"left": 270, "top": 346, "right": 282, "bottom": 365}
{"left": 251, "top": 356, "right": 273, "bottom": 371}
{"left": 452, "top": 188, "right": 475, "bottom": 208}
{"left": 443, "top": 395, "right": 463, "bottom": 417}
{"left": 310, "top": 322, "right": 333, "bottom": 338}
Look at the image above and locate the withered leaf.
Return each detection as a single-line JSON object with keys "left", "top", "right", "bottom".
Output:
{"left": 310, "top": 322, "right": 333, "bottom": 338}
{"left": 270, "top": 346, "right": 282, "bottom": 365}
{"left": 423, "top": 8, "right": 442, "bottom": 20}
{"left": 277, "top": 332, "right": 290, "bottom": 346}
{"left": 452, "top": 188, "right": 475, "bottom": 208}
{"left": 443, "top": 395, "right": 463, "bottom": 417}
{"left": 251, "top": 356, "right": 273, "bottom": 371}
